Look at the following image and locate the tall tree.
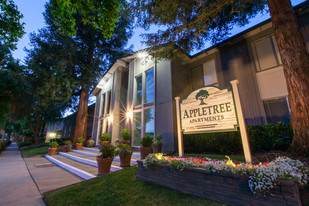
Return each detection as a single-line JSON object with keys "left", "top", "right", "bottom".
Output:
{"left": 0, "top": 0, "right": 24, "bottom": 63}
{"left": 47, "top": 1, "right": 132, "bottom": 144}
{"left": 132, "top": 0, "right": 309, "bottom": 156}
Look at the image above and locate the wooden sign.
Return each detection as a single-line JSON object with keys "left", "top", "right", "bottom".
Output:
{"left": 180, "top": 86, "right": 238, "bottom": 134}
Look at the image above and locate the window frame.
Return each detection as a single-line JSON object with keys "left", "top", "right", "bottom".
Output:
{"left": 132, "top": 66, "right": 155, "bottom": 146}
{"left": 202, "top": 57, "right": 218, "bottom": 86}
{"left": 251, "top": 35, "right": 282, "bottom": 72}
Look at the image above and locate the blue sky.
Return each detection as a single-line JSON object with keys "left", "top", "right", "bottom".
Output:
{"left": 12, "top": 0, "right": 306, "bottom": 63}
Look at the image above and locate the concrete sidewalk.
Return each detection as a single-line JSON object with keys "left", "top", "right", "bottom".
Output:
{"left": 24, "top": 156, "right": 82, "bottom": 194}
{"left": 0, "top": 143, "right": 45, "bottom": 206}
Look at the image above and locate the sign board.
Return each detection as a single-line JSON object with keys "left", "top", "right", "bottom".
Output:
{"left": 180, "top": 86, "right": 238, "bottom": 134}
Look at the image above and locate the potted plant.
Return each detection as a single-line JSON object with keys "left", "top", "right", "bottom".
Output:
{"left": 96, "top": 143, "right": 116, "bottom": 175}
{"left": 100, "top": 133, "right": 111, "bottom": 145}
{"left": 87, "top": 139, "right": 95, "bottom": 147}
{"left": 117, "top": 143, "right": 133, "bottom": 167}
{"left": 48, "top": 141, "right": 59, "bottom": 156}
{"left": 76, "top": 137, "right": 85, "bottom": 150}
{"left": 140, "top": 134, "right": 153, "bottom": 159}
{"left": 120, "top": 128, "right": 131, "bottom": 145}
{"left": 64, "top": 140, "right": 72, "bottom": 152}
{"left": 152, "top": 133, "right": 163, "bottom": 153}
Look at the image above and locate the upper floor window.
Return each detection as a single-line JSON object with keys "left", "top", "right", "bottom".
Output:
{"left": 252, "top": 36, "right": 282, "bottom": 71}
{"left": 134, "top": 68, "right": 154, "bottom": 107}
{"left": 203, "top": 58, "right": 217, "bottom": 86}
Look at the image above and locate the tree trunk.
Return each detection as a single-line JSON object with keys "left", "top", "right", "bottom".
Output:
{"left": 28, "top": 119, "right": 40, "bottom": 145}
{"left": 72, "top": 86, "right": 89, "bottom": 144}
{"left": 267, "top": 0, "right": 309, "bottom": 156}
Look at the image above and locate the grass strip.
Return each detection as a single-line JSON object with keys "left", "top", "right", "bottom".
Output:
{"left": 21, "top": 146, "right": 49, "bottom": 158}
{"left": 44, "top": 166, "right": 226, "bottom": 206}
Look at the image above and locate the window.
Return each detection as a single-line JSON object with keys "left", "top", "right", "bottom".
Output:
{"left": 252, "top": 36, "right": 282, "bottom": 71}
{"left": 263, "top": 98, "right": 290, "bottom": 124}
{"left": 134, "top": 75, "right": 143, "bottom": 106}
{"left": 132, "top": 67, "right": 155, "bottom": 146}
{"left": 203, "top": 58, "right": 217, "bottom": 86}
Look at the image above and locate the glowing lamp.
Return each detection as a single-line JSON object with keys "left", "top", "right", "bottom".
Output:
{"left": 126, "top": 111, "right": 133, "bottom": 119}
{"left": 137, "top": 51, "right": 148, "bottom": 59}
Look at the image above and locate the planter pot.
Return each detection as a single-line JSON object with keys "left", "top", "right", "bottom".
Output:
{"left": 119, "top": 140, "right": 131, "bottom": 146}
{"left": 76, "top": 143, "right": 83, "bottom": 150}
{"left": 119, "top": 152, "right": 132, "bottom": 167}
{"left": 66, "top": 144, "right": 72, "bottom": 152}
{"left": 152, "top": 143, "right": 162, "bottom": 153}
{"left": 140, "top": 146, "right": 151, "bottom": 159}
{"left": 48, "top": 147, "right": 57, "bottom": 156}
{"left": 87, "top": 140, "right": 95, "bottom": 147}
{"left": 96, "top": 157, "right": 114, "bottom": 175}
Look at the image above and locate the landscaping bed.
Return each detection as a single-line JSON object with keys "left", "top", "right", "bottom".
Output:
{"left": 137, "top": 154, "right": 308, "bottom": 206}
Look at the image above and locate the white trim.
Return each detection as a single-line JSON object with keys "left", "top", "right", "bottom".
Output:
{"left": 45, "top": 155, "right": 95, "bottom": 180}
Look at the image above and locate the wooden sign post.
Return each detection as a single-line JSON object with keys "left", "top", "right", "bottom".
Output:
{"left": 175, "top": 80, "right": 252, "bottom": 162}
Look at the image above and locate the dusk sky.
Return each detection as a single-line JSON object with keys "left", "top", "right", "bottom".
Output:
{"left": 12, "top": 0, "right": 305, "bottom": 64}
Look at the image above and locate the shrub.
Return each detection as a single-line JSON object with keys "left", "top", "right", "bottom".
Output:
{"left": 49, "top": 141, "right": 59, "bottom": 148}
{"left": 19, "top": 141, "right": 32, "bottom": 148}
{"left": 98, "top": 143, "right": 116, "bottom": 159}
{"left": 140, "top": 135, "right": 153, "bottom": 147}
{"left": 121, "top": 129, "right": 131, "bottom": 140}
{"left": 100, "top": 133, "right": 111, "bottom": 141}
{"left": 154, "top": 134, "right": 163, "bottom": 147}
{"left": 183, "top": 122, "right": 292, "bottom": 154}
{"left": 117, "top": 143, "right": 133, "bottom": 156}
{"left": 77, "top": 137, "right": 85, "bottom": 143}
{"left": 64, "top": 140, "right": 72, "bottom": 145}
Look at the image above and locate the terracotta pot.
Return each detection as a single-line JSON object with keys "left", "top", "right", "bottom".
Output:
{"left": 66, "top": 145, "right": 72, "bottom": 152}
{"left": 152, "top": 143, "right": 162, "bottom": 153}
{"left": 100, "top": 141, "right": 109, "bottom": 145}
{"left": 119, "top": 152, "right": 132, "bottom": 167}
{"left": 119, "top": 140, "right": 131, "bottom": 146}
{"left": 96, "top": 157, "right": 114, "bottom": 175}
{"left": 76, "top": 143, "right": 83, "bottom": 150}
{"left": 48, "top": 147, "right": 57, "bottom": 156}
{"left": 140, "top": 146, "right": 151, "bottom": 159}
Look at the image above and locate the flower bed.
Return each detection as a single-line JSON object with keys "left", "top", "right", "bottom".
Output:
{"left": 136, "top": 154, "right": 308, "bottom": 206}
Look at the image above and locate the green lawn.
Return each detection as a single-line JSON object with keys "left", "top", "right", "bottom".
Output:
{"left": 44, "top": 166, "right": 226, "bottom": 206}
{"left": 170, "top": 153, "right": 258, "bottom": 162}
{"left": 21, "top": 146, "right": 49, "bottom": 158}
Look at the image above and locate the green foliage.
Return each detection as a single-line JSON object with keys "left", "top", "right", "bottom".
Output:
{"left": 98, "top": 143, "right": 117, "bottom": 159}
{"left": 117, "top": 143, "right": 133, "bottom": 156}
{"left": 121, "top": 128, "right": 131, "bottom": 140}
{"left": 140, "top": 134, "right": 153, "bottom": 147}
{"left": 131, "top": 0, "right": 267, "bottom": 55}
{"left": 100, "top": 132, "right": 111, "bottom": 141}
{"left": 44, "top": 167, "right": 223, "bottom": 206}
{"left": 77, "top": 137, "right": 85, "bottom": 143}
{"left": 0, "top": 0, "right": 25, "bottom": 50}
{"left": 64, "top": 140, "right": 72, "bottom": 145}
{"left": 154, "top": 133, "right": 163, "bottom": 147}
{"left": 49, "top": 141, "right": 59, "bottom": 148}
{"left": 49, "top": 0, "right": 124, "bottom": 37}
{"left": 19, "top": 142, "right": 50, "bottom": 151}
{"left": 21, "top": 146, "right": 49, "bottom": 158}
{"left": 184, "top": 123, "right": 292, "bottom": 154}
{"left": 18, "top": 141, "right": 33, "bottom": 148}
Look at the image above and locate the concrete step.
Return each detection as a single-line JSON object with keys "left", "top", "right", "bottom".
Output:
{"left": 81, "top": 147, "right": 141, "bottom": 158}
{"left": 45, "top": 155, "right": 96, "bottom": 180}
{"left": 72, "top": 149, "right": 140, "bottom": 163}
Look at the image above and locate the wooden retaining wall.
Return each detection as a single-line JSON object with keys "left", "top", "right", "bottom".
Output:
{"left": 136, "top": 161, "right": 302, "bottom": 206}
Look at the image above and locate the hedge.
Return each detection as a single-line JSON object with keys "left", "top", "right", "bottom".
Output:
{"left": 183, "top": 122, "right": 292, "bottom": 154}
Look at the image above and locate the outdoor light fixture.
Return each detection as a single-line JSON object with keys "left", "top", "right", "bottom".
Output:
{"left": 126, "top": 111, "right": 133, "bottom": 119}
{"left": 49, "top": 132, "right": 56, "bottom": 138}
{"left": 137, "top": 51, "right": 148, "bottom": 59}
{"left": 107, "top": 115, "right": 113, "bottom": 123}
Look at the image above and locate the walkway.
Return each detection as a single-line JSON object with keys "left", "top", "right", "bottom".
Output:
{"left": 0, "top": 143, "right": 45, "bottom": 206}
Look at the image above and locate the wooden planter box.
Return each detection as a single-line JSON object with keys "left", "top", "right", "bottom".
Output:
{"left": 136, "top": 161, "right": 302, "bottom": 206}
